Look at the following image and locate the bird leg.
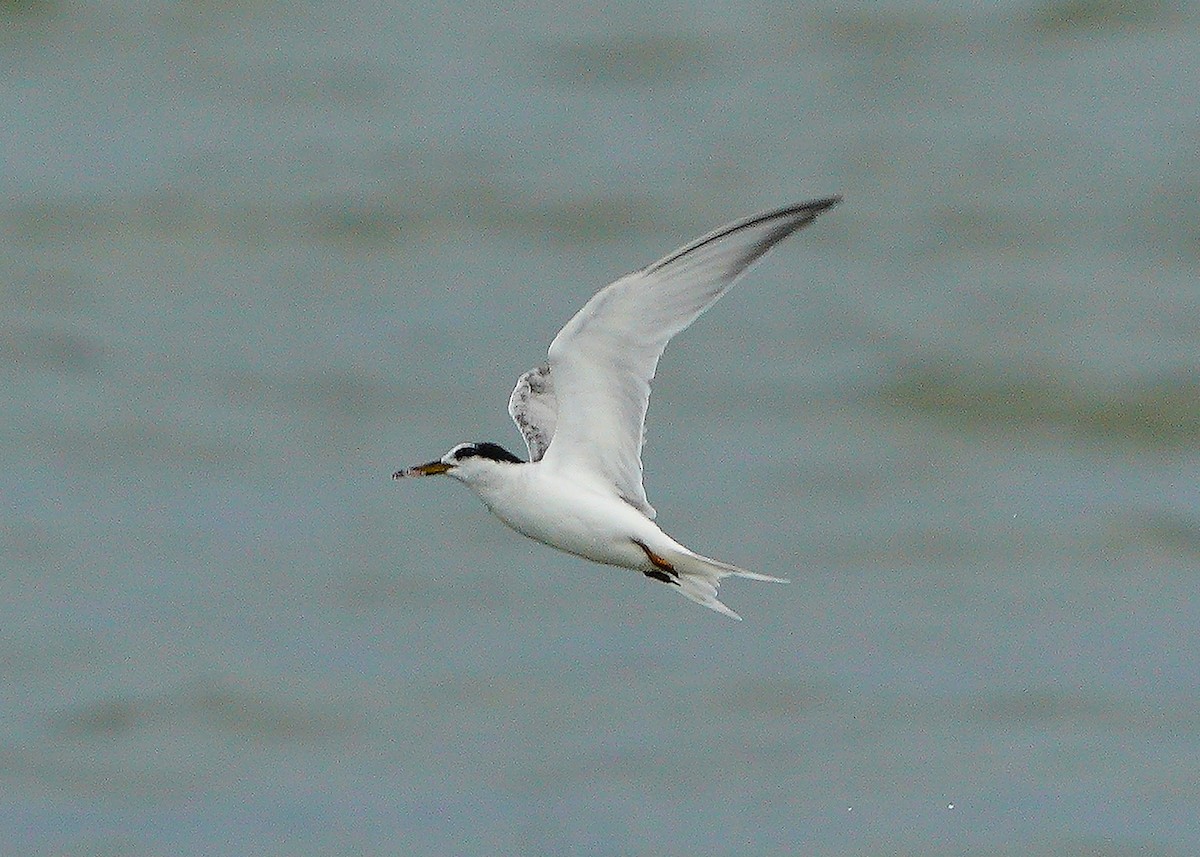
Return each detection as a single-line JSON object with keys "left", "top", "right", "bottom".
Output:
{"left": 632, "top": 539, "right": 680, "bottom": 586}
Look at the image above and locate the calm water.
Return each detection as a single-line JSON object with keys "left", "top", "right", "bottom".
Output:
{"left": 3, "top": 1, "right": 1200, "bottom": 855}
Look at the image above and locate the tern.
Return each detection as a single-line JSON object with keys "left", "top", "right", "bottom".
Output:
{"left": 395, "top": 197, "right": 840, "bottom": 619}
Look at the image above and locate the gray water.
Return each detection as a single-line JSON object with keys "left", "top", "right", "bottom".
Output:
{"left": 3, "top": 1, "right": 1200, "bottom": 855}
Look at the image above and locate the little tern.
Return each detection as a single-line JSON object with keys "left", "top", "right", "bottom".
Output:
{"left": 395, "top": 197, "right": 841, "bottom": 619}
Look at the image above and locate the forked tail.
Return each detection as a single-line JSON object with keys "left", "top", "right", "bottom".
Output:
{"left": 667, "top": 550, "right": 788, "bottom": 621}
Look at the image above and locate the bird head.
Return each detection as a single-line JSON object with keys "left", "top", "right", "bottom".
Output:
{"left": 393, "top": 442, "right": 523, "bottom": 483}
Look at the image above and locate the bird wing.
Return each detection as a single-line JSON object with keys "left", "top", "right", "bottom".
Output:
{"left": 508, "top": 363, "right": 556, "bottom": 462}
{"left": 538, "top": 197, "right": 841, "bottom": 518}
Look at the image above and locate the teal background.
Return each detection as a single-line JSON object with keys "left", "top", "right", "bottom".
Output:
{"left": 3, "top": 1, "right": 1199, "bottom": 854}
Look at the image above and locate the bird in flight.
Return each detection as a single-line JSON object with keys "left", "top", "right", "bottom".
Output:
{"left": 395, "top": 197, "right": 841, "bottom": 619}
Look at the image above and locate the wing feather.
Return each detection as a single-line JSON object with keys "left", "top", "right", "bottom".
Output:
{"left": 539, "top": 197, "right": 840, "bottom": 516}
{"left": 508, "top": 364, "right": 556, "bottom": 462}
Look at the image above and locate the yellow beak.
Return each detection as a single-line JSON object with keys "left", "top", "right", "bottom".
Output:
{"left": 393, "top": 460, "right": 452, "bottom": 479}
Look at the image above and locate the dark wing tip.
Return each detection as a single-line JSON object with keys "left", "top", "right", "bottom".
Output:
{"left": 756, "top": 195, "right": 842, "bottom": 224}
{"left": 805, "top": 195, "right": 842, "bottom": 213}
{"left": 645, "top": 195, "right": 842, "bottom": 275}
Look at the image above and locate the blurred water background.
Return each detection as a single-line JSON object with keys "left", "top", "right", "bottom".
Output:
{"left": 3, "top": 0, "right": 1200, "bottom": 854}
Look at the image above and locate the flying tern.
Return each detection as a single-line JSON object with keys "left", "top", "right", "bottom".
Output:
{"left": 395, "top": 197, "right": 841, "bottom": 619}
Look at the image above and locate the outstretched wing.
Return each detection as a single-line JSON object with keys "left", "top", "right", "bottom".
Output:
{"left": 539, "top": 197, "right": 841, "bottom": 518}
{"left": 508, "top": 363, "right": 557, "bottom": 462}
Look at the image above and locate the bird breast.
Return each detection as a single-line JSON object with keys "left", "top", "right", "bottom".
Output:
{"left": 471, "top": 464, "right": 661, "bottom": 568}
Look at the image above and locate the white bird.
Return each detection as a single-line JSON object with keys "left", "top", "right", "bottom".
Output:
{"left": 395, "top": 198, "right": 841, "bottom": 619}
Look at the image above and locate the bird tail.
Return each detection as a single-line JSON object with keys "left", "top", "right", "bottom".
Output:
{"left": 667, "top": 550, "right": 788, "bottom": 621}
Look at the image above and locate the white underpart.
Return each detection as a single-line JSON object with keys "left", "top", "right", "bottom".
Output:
{"left": 458, "top": 456, "right": 787, "bottom": 621}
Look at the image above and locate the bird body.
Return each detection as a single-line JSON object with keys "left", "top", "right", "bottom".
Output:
{"left": 396, "top": 198, "right": 841, "bottom": 619}
{"left": 472, "top": 459, "right": 675, "bottom": 570}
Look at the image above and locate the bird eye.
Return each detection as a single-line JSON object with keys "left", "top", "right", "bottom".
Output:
{"left": 452, "top": 445, "right": 476, "bottom": 461}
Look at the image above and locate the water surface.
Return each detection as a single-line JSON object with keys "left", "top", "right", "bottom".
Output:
{"left": 3, "top": 1, "right": 1199, "bottom": 854}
